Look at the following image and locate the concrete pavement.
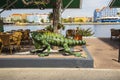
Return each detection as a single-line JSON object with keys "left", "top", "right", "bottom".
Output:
{"left": 0, "top": 68, "right": 120, "bottom": 80}
{"left": 85, "top": 38, "right": 120, "bottom": 69}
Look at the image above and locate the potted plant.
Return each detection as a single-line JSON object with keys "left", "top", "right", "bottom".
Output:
{"left": 74, "top": 27, "right": 94, "bottom": 40}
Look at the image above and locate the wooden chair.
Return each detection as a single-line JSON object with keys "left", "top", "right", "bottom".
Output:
{"left": 66, "top": 29, "right": 76, "bottom": 38}
{"left": 21, "top": 29, "right": 31, "bottom": 45}
{"left": 111, "top": 29, "right": 120, "bottom": 40}
{"left": 11, "top": 31, "right": 22, "bottom": 50}
{"left": 0, "top": 34, "right": 13, "bottom": 54}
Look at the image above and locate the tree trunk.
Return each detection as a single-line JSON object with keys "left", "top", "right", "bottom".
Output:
{"left": 0, "top": 19, "right": 4, "bottom": 32}
{"left": 53, "top": 0, "right": 61, "bottom": 33}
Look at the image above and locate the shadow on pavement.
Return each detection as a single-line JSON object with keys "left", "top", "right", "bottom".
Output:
{"left": 98, "top": 38, "right": 119, "bottom": 49}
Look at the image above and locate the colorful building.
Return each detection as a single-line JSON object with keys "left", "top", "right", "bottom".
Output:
{"left": 62, "top": 17, "right": 90, "bottom": 23}
{"left": 4, "top": 13, "right": 49, "bottom": 24}
{"left": 11, "top": 14, "right": 22, "bottom": 21}
{"left": 27, "top": 13, "right": 49, "bottom": 23}
{"left": 93, "top": 6, "right": 118, "bottom": 22}
{"left": 93, "top": 9, "right": 101, "bottom": 22}
{"left": 74, "top": 17, "right": 88, "bottom": 22}
{"left": 101, "top": 6, "right": 117, "bottom": 17}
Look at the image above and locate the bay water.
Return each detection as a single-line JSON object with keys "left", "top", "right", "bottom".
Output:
{"left": 3, "top": 24, "right": 120, "bottom": 38}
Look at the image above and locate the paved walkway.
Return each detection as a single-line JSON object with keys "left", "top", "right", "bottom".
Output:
{"left": 0, "top": 68, "right": 120, "bottom": 80}
{"left": 84, "top": 38, "right": 120, "bottom": 69}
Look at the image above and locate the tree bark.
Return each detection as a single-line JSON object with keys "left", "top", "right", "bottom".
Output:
{"left": 0, "top": 19, "right": 4, "bottom": 32}
{"left": 53, "top": 0, "right": 61, "bottom": 33}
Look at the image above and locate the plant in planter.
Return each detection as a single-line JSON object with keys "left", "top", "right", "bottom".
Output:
{"left": 74, "top": 27, "right": 94, "bottom": 40}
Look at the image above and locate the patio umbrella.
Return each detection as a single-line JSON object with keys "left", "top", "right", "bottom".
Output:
{"left": 109, "top": 0, "right": 120, "bottom": 62}
{"left": 109, "top": 0, "right": 120, "bottom": 8}
{"left": 0, "top": 0, "right": 81, "bottom": 9}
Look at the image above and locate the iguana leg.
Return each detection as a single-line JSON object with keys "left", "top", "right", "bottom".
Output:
{"left": 38, "top": 40, "right": 51, "bottom": 57}
{"left": 63, "top": 43, "right": 73, "bottom": 55}
{"left": 30, "top": 46, "right": 47, "bottom": 54}
{"left": 63, "top": 43, "right": 82, "bottom": 57}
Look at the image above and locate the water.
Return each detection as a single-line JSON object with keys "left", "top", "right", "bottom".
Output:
{"left": 3, "top": 24, "right": 120, "bottom": 38}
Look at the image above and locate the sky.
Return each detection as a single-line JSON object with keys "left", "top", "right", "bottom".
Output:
{"left": 0, "top": 0, "right": 114, "bottom": 18}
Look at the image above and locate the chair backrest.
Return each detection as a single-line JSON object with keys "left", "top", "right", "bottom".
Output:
{"left": 22, "top": 29, "right": 30, "bottom": 40}
{"left": 0, "top": 34, "right": 11, "bottom": 46}
{"left": 66, "top": 29, "right": 76, "bottom": 38}
{"left": 12, "top": 31, "right": 22, "bottom": 45}
{"left": 111, "top": 29, "right": 120, "bottom": 36}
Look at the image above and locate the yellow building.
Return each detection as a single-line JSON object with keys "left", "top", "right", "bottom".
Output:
{"left": 21, "top": 14, "right": 27, "bottom": 20}
{"left": 73, "top": 17, "right": 88, "bottom": 22}
{"left": 12, "top": 13, "right": 28, "bottom": 20}
{"left": 11, "top": 14, "right": 22, "bottom": 21}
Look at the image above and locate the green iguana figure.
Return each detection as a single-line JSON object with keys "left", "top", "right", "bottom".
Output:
{"left": 31, "top": 31, "right": 86, "bottom": 57}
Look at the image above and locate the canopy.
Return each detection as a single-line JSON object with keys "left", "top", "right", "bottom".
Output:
{"left": 109, "top": 0, "right": 120, "bottom": 8}
{"left": 0, "top": 0, "right": 81, "bottom": 9}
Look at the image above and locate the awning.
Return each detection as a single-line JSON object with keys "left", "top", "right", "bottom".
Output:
{"left": 0, "top": 0, "right": 81, "bottom": 9}
{"left": 109, "top": 0, "right": 120, "bottom": 8}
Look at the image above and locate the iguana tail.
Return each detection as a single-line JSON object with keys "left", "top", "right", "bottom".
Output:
{"left": 66, "top": 39, "right": 86, "bottom": 46}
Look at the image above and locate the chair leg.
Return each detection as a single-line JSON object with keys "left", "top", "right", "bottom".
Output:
{"left": 0, "top": 50, "right": 1, "bottom": 55}
{"left": 17, "top": 45, "right": 21, "bottom": 51}
{"left": 110, "top": 36, "right": 112, "bottom": 40}
{"left": 0, "top": 46, "right": 3, "bottom": 55}
{"left": 10, "top": 47, "right": 12, "bottom": 55}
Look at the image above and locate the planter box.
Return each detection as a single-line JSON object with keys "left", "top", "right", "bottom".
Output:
{"left": 0, "top": 46, "right": 94, "bottom": 68}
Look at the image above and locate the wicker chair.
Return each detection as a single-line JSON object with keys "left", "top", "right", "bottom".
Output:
{"left": 21, "top": 29, "right": 31, "bottom": 45}
{"left": 66, "top": 29, "right": 76, "bottom": 38}
{"left": 0, "top": 34, "right": 13, "bottom": 54}
{"left": 11, "top": 31, "right": 22, "bottom": 50}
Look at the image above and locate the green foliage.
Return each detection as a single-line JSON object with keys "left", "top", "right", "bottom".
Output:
{"left": 22, "top": 19, "right": 28, "bottom": 23}
{"left": 41, "top": 19, "right": 44, "bottom": 23}
{"left": 57, "top": 23, "right": 65, "bottom": 30}
{"left": 76, "top": 28, "right": 94, "bottom": 36}
{"left": 45, "top": 23, "right": 65, "bottom": 32}
{"left": 74, "top": 52, "right": 82, "bottom": 57}
{"left": 38, "top": 52, "right": 49, "bottom": 57}
{"left": 45, "top": 25, "right": 53, "bottom": 32}
{"left": 48, "top": 12, "right": 53, "bottom": 22}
